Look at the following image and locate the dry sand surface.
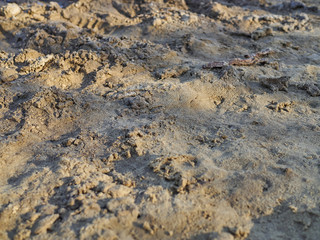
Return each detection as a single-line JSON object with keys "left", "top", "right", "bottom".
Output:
{"left": 0, "top": 0, "right": 320, "bottom": 239}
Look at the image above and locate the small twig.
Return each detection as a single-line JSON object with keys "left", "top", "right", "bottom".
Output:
{"left": 202, "top": 48, "right": 274, "bottom": 69}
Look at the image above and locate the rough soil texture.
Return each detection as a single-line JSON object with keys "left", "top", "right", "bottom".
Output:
{"left": 0, "top": 0, "right": 320, "bottom": 239}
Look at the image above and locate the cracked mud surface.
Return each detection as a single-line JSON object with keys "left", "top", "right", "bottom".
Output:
{"left": 0, "top": 0, "right": 319, "bottom": 239}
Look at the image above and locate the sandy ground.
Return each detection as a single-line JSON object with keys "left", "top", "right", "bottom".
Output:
{"left": 0, "top": 0, "right": 319, "bottom": 239}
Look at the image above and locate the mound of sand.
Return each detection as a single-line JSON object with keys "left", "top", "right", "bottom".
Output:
{"left": 0, "top": 0, "right": 319, "bottom": 239}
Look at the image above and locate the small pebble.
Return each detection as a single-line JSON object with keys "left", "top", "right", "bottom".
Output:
{"left": 0, "top": 3, "right": 21, "bottom": 18}
{"left": 143, "top": 221, "right": 154, "bottom": 235}
{"left": 34, "top": 214, "right": 59, "bottom": 234}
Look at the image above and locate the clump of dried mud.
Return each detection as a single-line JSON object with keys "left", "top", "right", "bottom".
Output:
{"left": 0, "top": 0, "right": 319, "bottom": 239}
